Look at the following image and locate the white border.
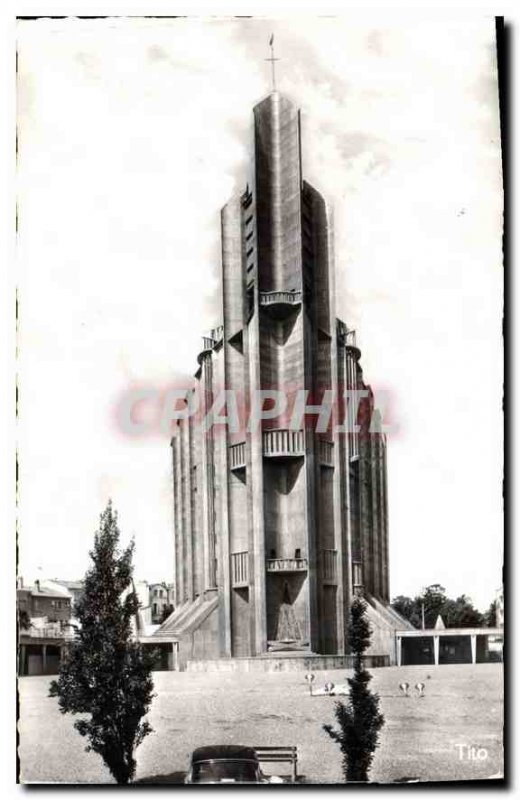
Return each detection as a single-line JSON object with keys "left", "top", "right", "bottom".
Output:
{"left": 1, "top": 2, "right": 515, "bottom": 797}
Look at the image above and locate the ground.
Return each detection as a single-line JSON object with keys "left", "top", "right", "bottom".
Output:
{"left": 18, "top": 663, "right": 503, "bottom": 784}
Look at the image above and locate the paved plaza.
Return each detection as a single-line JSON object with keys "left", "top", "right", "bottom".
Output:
{"left": 18, "top": 663, "right": 503, "bottom": 784}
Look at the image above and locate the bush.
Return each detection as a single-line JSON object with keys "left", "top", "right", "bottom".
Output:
{"left": 323, "top": 597, "right": 384, "bottom": 782}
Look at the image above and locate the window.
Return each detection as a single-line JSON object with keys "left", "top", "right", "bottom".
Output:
{"left": 242, "top": 189, "right": 253, "bottom": 210}
{"left": 270, "top": 549, "right": 276, "bottom": 559}
{"left": 295, "top": 548, "right": 301, "bottom": 559}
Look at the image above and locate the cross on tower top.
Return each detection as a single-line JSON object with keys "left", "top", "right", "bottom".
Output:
{"left": 265, "top": 33, "right": 280, "bottom": 92}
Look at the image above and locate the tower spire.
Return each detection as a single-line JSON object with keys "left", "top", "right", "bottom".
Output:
{"left": 265, "top": 33, "right": 280, "bottom": 92}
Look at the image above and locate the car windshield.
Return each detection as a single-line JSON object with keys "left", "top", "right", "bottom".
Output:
{"left": 192, "top": 759, "right": 259, "bottom": 783}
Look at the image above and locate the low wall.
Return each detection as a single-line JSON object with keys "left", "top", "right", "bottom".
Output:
{"left": 186, "top": 654, "right": 389, "bottom": 673}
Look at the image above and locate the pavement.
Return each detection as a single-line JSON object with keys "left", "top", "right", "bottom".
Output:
{"left": 18, "top": 662, "right": 503, "bottom": 784}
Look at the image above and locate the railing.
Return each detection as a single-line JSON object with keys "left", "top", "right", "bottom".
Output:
{"left": 229, "top": 442, "right": 246, "bottom": 470}
{"left": 259, "top": 290, "right": 302, "bottom": 307}
{"left": 231, "top": 551, "right": 249, "bottom": 587}
{"left": 22, "top": 626, "right": 75, "bottom": 640}
{"left": 263, "top": 429, "right": 305, "bottom": 457}
{"left": 337, "top": 321, "right": 359, "bottom": 350}
{"left": 322, "top": 549, "right": 338, "bottom": 584}
{"left": 201, "top": 325, "right": 224, "bottom": 353}
{"left": 318, "top": 438, "right": 334, "bottom": 467}
{"left": 210, "top": 325, "right": 224, "bottom": 343}
{"left": 266, "top": 558, "right": 308, "bottom": 573}
{"left": 345, "top": 329, "right": 357, "bottom": 348}
{"left": 201, "top": 337, "right": 214, "bottom": 352}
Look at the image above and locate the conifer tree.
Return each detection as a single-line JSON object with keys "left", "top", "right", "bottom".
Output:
{"left": 49, "top": 501, "right": 155, "bottom": 784}
{"left": 323, "top": 597, "right": 385, "bottom": 782}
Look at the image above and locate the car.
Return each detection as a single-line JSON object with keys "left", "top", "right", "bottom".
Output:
{"left": 184, "top": 745, "right": 283, "bottom": 784}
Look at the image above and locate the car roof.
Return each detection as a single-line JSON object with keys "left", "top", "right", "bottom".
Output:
{"left": 191, "top": 746, "right": 258, "bottom": 763}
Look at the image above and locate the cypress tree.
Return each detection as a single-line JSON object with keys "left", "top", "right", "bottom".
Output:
{"left": 49, "top": 501, "right": 155, "bottom": 784}
{"left": 323, "top": 597, "right": 385, "bottom": 782}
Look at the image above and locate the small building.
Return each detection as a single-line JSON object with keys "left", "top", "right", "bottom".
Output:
{"left": 18, "top": 582, "right": 74, "bottom": 676}
{"left": 51, "top": 579, "right": 85, "bottom": 611}
{"left": 395, "top": 625, "right": 504, "bottom": 666}
{"left": 18, "top": 581, "right": 72, "bottom": 623}
{"left": 149, "top": 582, "right": 175, "bottom": 624}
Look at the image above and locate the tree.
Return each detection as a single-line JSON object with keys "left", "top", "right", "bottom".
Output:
{"left": 443, "top": 594, "right": 484, "bottom": 628}
{"left": 323, "top": 597, "right": 385, "bottom": 782}
{"left": 391, "top": 584, "right": 485, "bottom": 629}
{"left": 484, "top": 599, "right": 497, "bottom": 627}
{"left": 18, "top": 608, "right": 31, "bottom": 631}
{"left": 391, "top": 595, "right": 422, "bottom": 629}
{"left": 49, "top": 501, "right": 155, "bottom": 784}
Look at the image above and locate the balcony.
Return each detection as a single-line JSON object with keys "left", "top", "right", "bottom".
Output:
{"left": 210, "top": 325, "right": 224, "bottom": 344}
{"left": 229, "top": 442, "right": 246, "bottom": 471}
{"left": 23, "top": 625, "right": 75, "bottom": 640}
{"left": 263, "top": 429, "right": 305, "bottom": 458}
{"left": 259, "top": 290, "right": 302, "bottom": 319}
{"left": 231, "top": 551, "right": 249, "bottom": 587}
{"left": 318, "top": 438, "right": 334, "bottom": 467}
{"left": 197, "top": 325, "right": 224, "bottom": 364}
{"left": 266, "top": 558, "right": 308, "bottom": 573}
{"left": 337, "top": 321, "right": 361, "bottom": 360}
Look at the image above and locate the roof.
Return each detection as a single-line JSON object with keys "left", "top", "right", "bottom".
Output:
{"left": 55, "top": 580, "right": 84, "bottom": 590}
{"left": 18, "top": 587, "right": 71, "bottom": 599}
{"left": 190, "top": 746, "right": 258, "bottom": 763}
{"left": 396, "top": 627, "right": 503, "bottom": 638}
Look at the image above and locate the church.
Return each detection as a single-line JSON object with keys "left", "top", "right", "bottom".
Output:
{"left": 154, "top": 87, "right": 411, "bottom": 670}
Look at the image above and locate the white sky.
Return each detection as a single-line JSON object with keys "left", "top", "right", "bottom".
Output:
{"left": 16, "top": 16, "right": 503, "bottom": 610}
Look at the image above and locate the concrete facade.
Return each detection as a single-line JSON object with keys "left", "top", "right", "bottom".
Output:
{"left": 166, "top": 91, "right": 398, "bottom": 667}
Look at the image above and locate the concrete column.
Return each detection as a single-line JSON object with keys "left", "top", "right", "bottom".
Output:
{"left": 396, "top": 636, "right": 402, "bottom": 667}
{"left": 182, "top": 417, "right": 193, "bottom": 602}
{"left": 19, "top": 644, "right": 26, "bottom": 675}
{"left": 173, "top": 435, "right": 185, "bottom": 602}
{"left": 246, "top": 302, "right": 267, "bottom": 656}
{"left": 433, "top": 635, "right": 440, "bottom": 665}
{"left": 370, "top": 434, "right": 381, "bottom": 597}
{"left": 171, "top": 437, "right": 179, "bottom": 606}
{"left": 470, "top": 634, "right": 477, "bottom": 664}
{"left": 253, "top": 92, "right": 302, "bottom": 293}
{"left": 328, "top": 253, "right": 346, "bottom": 654}
{"left": 200, "top": 354, "right": 216, "bottom": 589}
{"left": 214, "top": 352, "right": 232, "bottom": 658}
{"left": 381, "top": 441, "right": 390, "bottom": 602}
{"left": 358, "top": 437, "right": 372, "bottom": 593}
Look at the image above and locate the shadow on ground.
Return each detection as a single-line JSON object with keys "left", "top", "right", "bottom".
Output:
{"left": 134, "top": 772, "right": 186, "bottom": 784}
